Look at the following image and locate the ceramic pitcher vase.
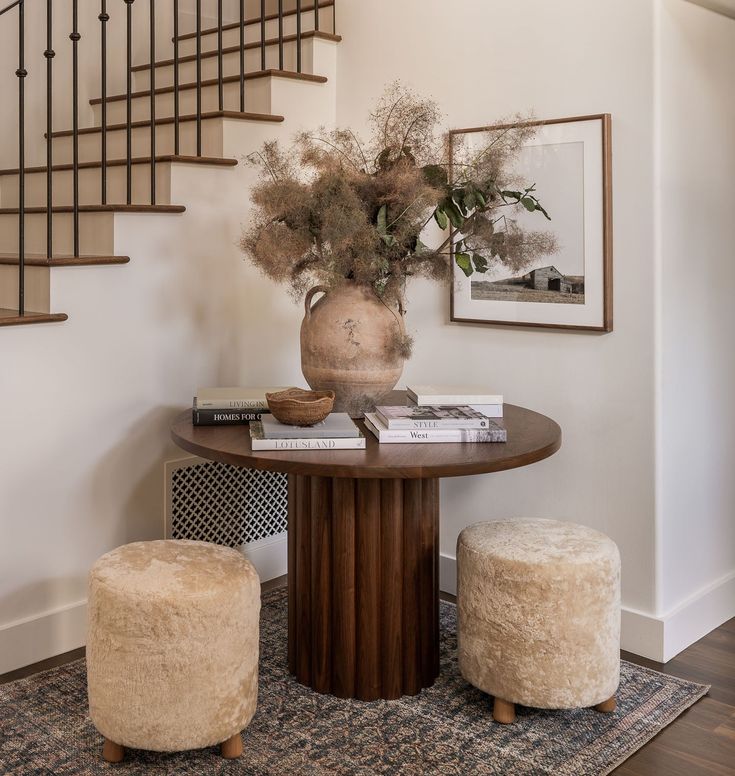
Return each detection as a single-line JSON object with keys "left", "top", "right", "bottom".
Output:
{"left": 300, "top": 281, "right": 406, "bottom": 416}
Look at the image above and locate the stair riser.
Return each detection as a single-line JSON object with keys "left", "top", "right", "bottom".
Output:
{"left": 51, "top": 120, "right": 224, "bottom": 165}
{"left": 133, "top": 43, "right": 303, "bottom": 91}
{"left": 91, "top": 80, "right": 269, "bottom": 125}
{"left": 0, "top": 213, "right": 115, "bottom": 256}
{"left": 0, "top": 265, "right": 49, "bottom": 313}
{"left": 0, "top": 165, "right": 172, "bottom": 208}
{"left": 174, "top": 11, "right": 325, "bottom": 58}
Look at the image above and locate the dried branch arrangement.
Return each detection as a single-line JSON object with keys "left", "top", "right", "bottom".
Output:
{"left": 242, "top": 83, "right": 557, "bottom": 313}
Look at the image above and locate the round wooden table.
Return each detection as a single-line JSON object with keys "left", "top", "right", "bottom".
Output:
{"left": 171, "top": 392, "right": 561, "bottom": 702}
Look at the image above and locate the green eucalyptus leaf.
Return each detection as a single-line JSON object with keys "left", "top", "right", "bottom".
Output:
{"left": 463, "top": 190, "right": 477, "bottom": 212}
{"left": 434, "top": 208, "right": 449, "bottom": 230}
{"left": 472, "top": 254, "right": 489, "bottom": 274}
{"left": 535, "top": 201, "right": 552, "bottom": 220}
{"left": 521, "top": 197, "right": 537, "bottom": 212}
{"left": 377, "top": 204, "right": 388, "bottom": 234}
{"left": 454, "top": 252, "right": 473, "bottom": 277}
{"left": 443, "top": 200, "right": 464, "bottom": 229}
{"left": 501, "top": 189, "right": 522, "bottom": 202}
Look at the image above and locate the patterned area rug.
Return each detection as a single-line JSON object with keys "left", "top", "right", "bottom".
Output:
{"left": 0, "top": 588, "right": 708, "bottom": 775}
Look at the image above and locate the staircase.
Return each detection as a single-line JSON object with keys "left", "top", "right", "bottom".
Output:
{"left": 0, "top": 0, "right": 338, "bottom": 327}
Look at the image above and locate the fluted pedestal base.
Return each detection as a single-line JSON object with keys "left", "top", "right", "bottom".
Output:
{"left": 287, "top": 474, "right": 440, "bottom": 700}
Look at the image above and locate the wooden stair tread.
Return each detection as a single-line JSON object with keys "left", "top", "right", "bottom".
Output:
{"left": 0, "top": 155, "right": 238, "bottom": 177}
{"left": 0, "top": 254, "right": 130, "bottom": 267}
{"left": 0, "top": 309, "right": 68, "bottom": 326}
{"left": 133, "top": 31, "right": 341, "bottom": 72}
{"left": 0, "top": 204, "right": 186, "bottom": 214}
{"left": 48, "top": 109, "right": 283, "bottom": 139}
{"left": 174, "top": 1, "right": 335, "bottom": 43}
{"left": 89, "top": 70, "right": 327, "bottom": 106}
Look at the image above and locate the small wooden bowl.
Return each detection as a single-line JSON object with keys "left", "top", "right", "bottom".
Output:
{"left": 265, "top": 388, "right": 335, "bottom": 426}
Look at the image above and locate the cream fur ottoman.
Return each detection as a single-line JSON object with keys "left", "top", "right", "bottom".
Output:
{"left": 457, "top": 518, "right": 620, "bottom": 724}
{"left": 87, "top": 540, "right": 260, "bottom": 763}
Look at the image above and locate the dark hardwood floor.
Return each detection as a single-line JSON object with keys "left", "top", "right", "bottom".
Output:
{"left": 1, "top": 579, "right": 732, "bottom": 775}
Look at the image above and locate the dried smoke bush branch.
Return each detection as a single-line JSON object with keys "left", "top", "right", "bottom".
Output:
{"left": 240, "top": 82, "right": 558, "bottom": 340}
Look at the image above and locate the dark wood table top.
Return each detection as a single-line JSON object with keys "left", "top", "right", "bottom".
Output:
{"left": 171, "top": 391, "right": 561, "bottom": 479}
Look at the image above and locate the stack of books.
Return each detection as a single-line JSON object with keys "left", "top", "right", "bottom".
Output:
{"left": 364, "top": 385, "right": 506, "bottom": 444}
{"left": 250, "top": 413, "right": 366, "bottom": 450}
{"left": 192, "top": 387, "right": 285, "bottom": 426}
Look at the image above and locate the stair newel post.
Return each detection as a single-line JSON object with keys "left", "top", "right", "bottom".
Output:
{"left": 195, "top": 0, "right": 201, "bottom": 156}
{"left": 260, "top": 0, "right": 265, "bottom": 71}
{"left": 44, "top": 0, "right": 54, "bottom": 260}
{"left": 70, "top": 0, "right": 80, "bottom": 257}
{"left": 217, "top": 0, "right": 223, "bottom": 111}
{"left": 173, "top": 0, "right": 179, "bottom": 155}
{"left": 99, "top": 0, "right": 109, "bottom": 205}
{"left": 124, "top": 0, "right": 134, "bottom": 206}
{"left": 239, "top": 0, "right": 244, "bottom": 112}
{"left": 17, "top": 0, "right": 26, "bottom": 314}
{"left": 277, "top": 0, "right": 283, "bottom": 71}
{"left": 296, "top": 0, "right": 302, "bottom": 74}
{"left": 148, "top": 0, "right": 155, "bottom": 204}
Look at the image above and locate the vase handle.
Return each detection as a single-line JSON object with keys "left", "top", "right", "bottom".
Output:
{"left": 304, "top": 286, "right": 328, "bottom": 320}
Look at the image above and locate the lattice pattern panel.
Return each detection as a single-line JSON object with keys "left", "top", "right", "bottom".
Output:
{"left": 169, "top": 461, "right": 287, "bottom": 547}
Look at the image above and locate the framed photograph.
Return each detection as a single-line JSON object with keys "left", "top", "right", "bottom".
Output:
{"left": 449, "top": 114, "right": 612, "bottom": 332}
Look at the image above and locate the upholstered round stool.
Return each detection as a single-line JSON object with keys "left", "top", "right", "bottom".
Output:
{"left": 457, "top": 518, "right": 620, "bottom": 724}
{"left": 87, "top": 540, "right": 260, "bottom": 762}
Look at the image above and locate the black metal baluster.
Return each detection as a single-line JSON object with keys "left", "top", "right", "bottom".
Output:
{"left": 278, "top": 0, "right": 283, "bottom": 70}
{"left": 173, "top": 0, "right": 179, "bottom": 154}
{"left": 314, "top": 0, "right": 319, "bottom": 32}
{"left": 99, "top": 1, "right": 108, "bottom": 204}
{"left": 260, "top": 0, "right": 265, "bottom": 71}
{"left": 217, "top": 0, "right": 223, "bottom": 111}
{"left": 125, "top": 0, "right": 134, "bottom": 205}
{"left": 296, "top": 0, "right": 301, "bottom": 73}
{"left": 239, "top": 0, "right": 244, "bottom": 112}
{"left": 149, "top": 0, "right": 155, "bottom": 203}
{"left": 70, "top": 0, "right": 80, "bottom": 257}
{"left": 17, "top": 0, "right": 26, "bottom": 313}
{"left": 196, "top": 0, "right": 201, "bottom": 155}
{"left": 44, "top": 0, "right": 53, "bottom": 260}
{"left": 332, "top": 0, "right": 335, "bottom": 34}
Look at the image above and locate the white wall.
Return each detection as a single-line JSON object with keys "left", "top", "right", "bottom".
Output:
{"left": 657, "top": 0, "right": 735, "bottom": 648}
{"left": 336, "top": 0, "right": 659, "bottom": 615}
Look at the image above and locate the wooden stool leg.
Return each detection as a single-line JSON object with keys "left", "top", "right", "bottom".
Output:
{"left": 220, "top": 732, "right": 243, "bottom": 759}
{"left": 594, "top": 695, "right": 617, "bottom": 713}
{"left": 102, "top": 738, "right": 124, "bottom": 763}
{"left": 493, "top": 697, "right": 516, "bottom": 724}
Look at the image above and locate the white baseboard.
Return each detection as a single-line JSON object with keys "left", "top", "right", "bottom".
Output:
{"left": 438, "top": 552, "right": 734, "bottom": 663}
{"left": 240, "top": 531, "right": 288, "bottom": 582}
{"left": 0, "top": 599, "right": 87, "bottom": 676}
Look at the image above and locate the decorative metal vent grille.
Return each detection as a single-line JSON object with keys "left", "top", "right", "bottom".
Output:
{"left": 167, "top": 459, "right": 288, "bottom": 547}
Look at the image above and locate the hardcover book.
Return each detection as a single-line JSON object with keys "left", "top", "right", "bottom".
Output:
{"left": 406, "top": 398, "right": 504, "bottom": 418}
{"left": 260, "top": 413, "right": 360, "bottom": 439}
{"left": 192, "top": 398, "right": 265, "bottom": 426}
{"left": 364, "top": 412, "right": 507, "bottom": 444}
{"left": 195, "top": 386, "right": 288, "bottom": 410}
{"left": 250, "top": 422, "right": 366, "bottom": 450}
{"left": 375, "top": 405, "right": 491, "bottom": 430}
{"left": 406, "top": 384, "right": 503, "bottom": 407}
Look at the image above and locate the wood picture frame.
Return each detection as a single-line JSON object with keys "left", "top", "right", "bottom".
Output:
{"left": 449, "top": 114, "right": 613, "bottom": 332}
